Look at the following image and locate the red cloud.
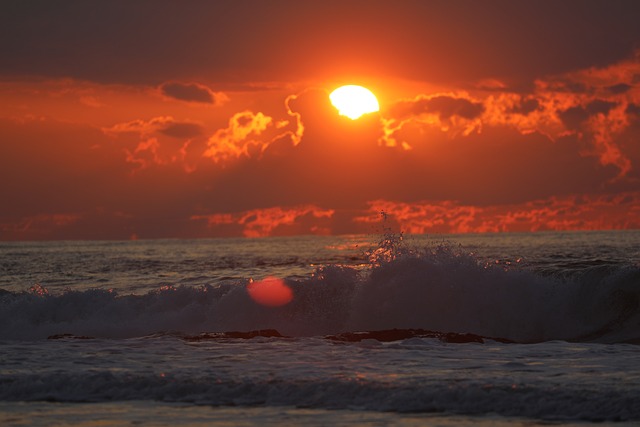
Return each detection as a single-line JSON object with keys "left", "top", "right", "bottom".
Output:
{"left": 492, "top": 88, "right": 634, "bottom": 179}
{"left": 378, "top": 52, "right": 640, "bottom": 179}
{"left": 389, "top": 95, "right": 485, "bottom": 121}
{"left": 383, "top": 93, "right": 484, "bottom": 147}
{"left": 524, "top": 52, "right": 640, "bottom": 178}
{"left": 191, "top": 205, "right": 335, "bottom": 237}
{"left": 355, "top": 193, "right": 640, "bottom": 234}
{"left": 4, "top": 50, "right": 640, "bottom": 242}
{"left": 103, "top": 116, "right": 205, "bottom": 172}
{"left": 203, "top": 111, "right": 273, "bottom": 163}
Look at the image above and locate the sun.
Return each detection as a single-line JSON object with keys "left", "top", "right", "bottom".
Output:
{"left": 329, "top": 85, "right": 380, "bottom": 120}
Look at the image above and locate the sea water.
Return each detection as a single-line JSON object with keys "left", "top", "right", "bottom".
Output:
{"left": 0, "top": 231, "right": 639, "bottom": 425}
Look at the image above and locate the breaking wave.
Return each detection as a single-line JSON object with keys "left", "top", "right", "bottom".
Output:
{"left": 1, "top": 235, "right": 639, "bottom": 343}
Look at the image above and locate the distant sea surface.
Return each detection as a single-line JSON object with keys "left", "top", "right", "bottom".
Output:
{"left": 1, "top": 231, "right": 639, "bottom": 425}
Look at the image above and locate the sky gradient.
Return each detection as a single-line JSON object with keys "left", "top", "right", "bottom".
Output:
{"left": 2, "top": 0, "right": 640, "bottom": 240}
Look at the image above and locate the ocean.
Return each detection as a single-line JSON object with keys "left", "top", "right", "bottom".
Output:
{"left": 0, "top": 230, "right": 639, "bottom": 426}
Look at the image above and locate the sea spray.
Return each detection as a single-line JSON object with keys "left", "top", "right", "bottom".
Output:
{"left": 1, "top": 231, "right": 639, "bottom": 342}
{"left": 2, "top": 232, "right": 640, "bottom": 424}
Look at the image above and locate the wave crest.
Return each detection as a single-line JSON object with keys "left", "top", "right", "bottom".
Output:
{"left": 1, "top": 240, "right": 639, "bottom": 343}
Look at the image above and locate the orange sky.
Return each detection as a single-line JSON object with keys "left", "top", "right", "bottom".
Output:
{"left": 2, "top": 1, "right": 640, "bottom": 240}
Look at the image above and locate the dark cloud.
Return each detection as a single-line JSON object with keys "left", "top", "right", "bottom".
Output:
{"left": 384, "top": 125, "right": 618, "bottom": 205}
{"left": 543, "top": 80, "right": 591, "bottom": 94}
{"left": 559, "top": 106, "right": 591, "bottom": 130}
{"left": 427, "top": 96, "right": 485, "bottom": 120}
{"left": 389, "top": 95, "right": 484, "bottom": 121}
{"left": 507, "top": 97, "right": 540, "bottom": 115}
{"left": 607, "top": 83, "right": 633, "bottom": 94}
{"left": 559, "top": 100, "right": 618, "bottom": 130}
{"left": 157, "top": 122, "right": 203, "bottom": 139}
{"left": 586, "top": 99, "right": 617, "bottom": 115}
{"left": 160, "top": 82, "right": 218, "bottom": 104}
{"left": 2, "top": 1, "right": 640, "bottom": 85}
{"left": 627, "top": 103, "right": 640, "bottom": 115}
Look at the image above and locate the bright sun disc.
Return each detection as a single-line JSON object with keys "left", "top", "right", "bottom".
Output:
{"left": 329, "top": 85, "right": 379, "bottom": 120}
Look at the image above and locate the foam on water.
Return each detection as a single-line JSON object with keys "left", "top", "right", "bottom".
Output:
{"left": 1, "top": 234, "right": 638, "bottom": 343}
{"left": 1, "top": 337, "right": 638, "bottom": 422}
{"left": 2, "top": 232, "right": 640, "bottom": 423}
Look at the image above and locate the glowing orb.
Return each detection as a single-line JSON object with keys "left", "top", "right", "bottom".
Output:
{"left": 247, "top": 277, "right": 293, "bottom": 307}
{"left": 329, "top": 85, "right": 380, "bottom": 120}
